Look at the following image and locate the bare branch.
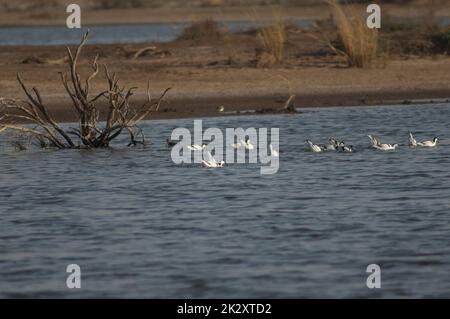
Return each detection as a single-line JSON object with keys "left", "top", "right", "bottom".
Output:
{"left": 1, "top": 31, "right": 170, "bottom": 150}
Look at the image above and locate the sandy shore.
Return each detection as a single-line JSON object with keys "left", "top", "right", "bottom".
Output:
{"left": 1, "top": 3, "right": 450, "bottom": 123}
{"left": 28, "top": 89, "right": 449, "bottom": 123}
{"left": 2, "top": 57, "right": 450, "bottom": 122}
{"left": 1, "top": 39, "right": 450, "bottom": 122}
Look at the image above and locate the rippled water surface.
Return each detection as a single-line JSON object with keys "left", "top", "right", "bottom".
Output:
{"left": 1, "top": 104, "right": 450, "bottom": 298}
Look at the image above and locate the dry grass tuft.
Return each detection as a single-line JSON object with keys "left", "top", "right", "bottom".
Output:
{"left": 256, "top": 18, "right": 286, "bottom": 67}
{"left": 430, "top": 26, "right": 450, "bottom": 54}
{"left": 327, "top": 0, "right": 379, "bottom": 68}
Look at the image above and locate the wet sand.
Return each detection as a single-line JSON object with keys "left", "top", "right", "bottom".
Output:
{"left": 1, "top": 42, "right": 450, "bottom": 122}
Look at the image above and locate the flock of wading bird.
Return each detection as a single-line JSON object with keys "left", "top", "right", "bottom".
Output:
{"left": 306, "top": 132, "right": 438, "bottom": 153}
{"left": 166, "top": 132, "right": 439, "bottom": 168}
{"left": 166, "top": 136, "right": 277, "bottom": 168}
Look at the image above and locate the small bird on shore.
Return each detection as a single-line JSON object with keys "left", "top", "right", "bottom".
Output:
{"left": 409, "top": 132, "right": 438, "bottom": 148}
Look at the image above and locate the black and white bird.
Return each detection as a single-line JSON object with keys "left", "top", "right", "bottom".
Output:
{"left": 202, "top": 151, "right": 225, "bottom": 168}
{"left": 368, "top": 135, "right": 399, "bottom": 151}
{"left": 338, "top": 142, "right": 354, "bottom": 153}
{"left": 409, "top": 132, "right": 438, "bottom": 148}
{"left": 166, "top": 138, "right": 177, "bottom": 147}
{"left": 306, "top": 140, "right": 323, "bottom": 153}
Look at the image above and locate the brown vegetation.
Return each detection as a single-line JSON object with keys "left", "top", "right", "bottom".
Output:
{"left": 0, "top": 32, "right": 170, "bottom": 149}
{"left": 178, "top": 19, "right": 226, "bottom": 41}
{"left": 256, "top": 18, "right": 286, "bottom": 67}
{"left": 325, "top": 0, "right": 379, "bottom": 68}
{"left": 1, "top": 3, "right": 450, "bottom": 125}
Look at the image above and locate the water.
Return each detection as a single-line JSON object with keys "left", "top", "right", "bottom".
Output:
{"left": 0, "top": 19, "right": 315, "bottom": 46}
{"left": 1, "top": 103, "right": 450, "bottom": 298}
{"left": 1, "top": 15, "right": 450, "bottom": 46}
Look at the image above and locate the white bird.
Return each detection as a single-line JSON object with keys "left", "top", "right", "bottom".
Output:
{"left": 201, "top": 151, "right": 225, "bottom": 168}
{"left": 231, "top": 137, "right": 253, "bottom": 149}
{"left": 242, "top": 138, "right": 254, "bottom": 150}
{"left": 269, "top": 144, "right": 279, "bottom": 157}
{"left": 231, "top": 142, "right": 242, "bottom": 149}
{"left": 367, "top": 135, "right": 380, "bottom": 148}
{"left": 324, "top": 137, "right": 344, "bottom": 151}
{"left": 374, "top": 143, "right": 399, "bottom": 151}
{"left": 408, "top": 132, "right": 416, "bottom": 147}
{"left": 306, "top": 140, "right": 323, "bottom": 153}
{"left": 321, "top": 145, "right": 335, "bottom": 151}
{"left": 232, "top": 137, "right": 254, "bottom": 150}
{"left": 187, "top": 144, "right": 206, "bottom": 151}
{"left": 419, "top": 138, "right": 438, "bottom": 147}
{"left": 326, "top": 138, "right": 341, "bottom": 150}
{"left": 319, "top": 144, "right": 335, "bottom": 152}
{"left": 329, "top": 138, "right": 340, "bottom": 148}
{"left": 409, "top": 132, "right": 438, "bottom": 148}
{"left": 319, "top": 138, "right": 342, "bottom": 152}
{"left": 368, "top": 135, "right": 399, "bottom": 151}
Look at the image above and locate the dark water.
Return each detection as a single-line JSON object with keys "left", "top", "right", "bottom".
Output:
{"left": 1, "top": 104, "right": 450, "bottom": 298}
{"left": 0, "top": 19, "right": 315, "bottom": 46}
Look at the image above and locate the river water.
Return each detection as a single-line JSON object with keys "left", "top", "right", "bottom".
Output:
{"left": 1, "top": 103, "right": 450, "bottom": 298}
{"left": 0, "top": 19, "right": 315, "bottom": 46}
{"left": 0, "top": 16, "right": 449, "bottom": 46}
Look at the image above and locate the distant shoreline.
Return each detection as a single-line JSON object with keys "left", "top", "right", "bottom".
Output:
{"left": 7, "top": 91, "right": 448, "bottom": 124}
{"left": 0, "top": 5, "right": 326, "bottom": 27}
{"left": 2, "top": 3, "right": 450, "bottom": 124}
{"left": 1, "top": 4, "right": 450, "bottom": 27}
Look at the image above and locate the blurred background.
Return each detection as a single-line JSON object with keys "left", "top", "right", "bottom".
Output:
{"left": 0, "top": 0, "right": 448, "bottom": 11}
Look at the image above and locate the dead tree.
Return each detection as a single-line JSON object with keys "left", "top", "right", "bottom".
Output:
{"left": 0, "top": 31, "right": 170, "bottom": 149}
